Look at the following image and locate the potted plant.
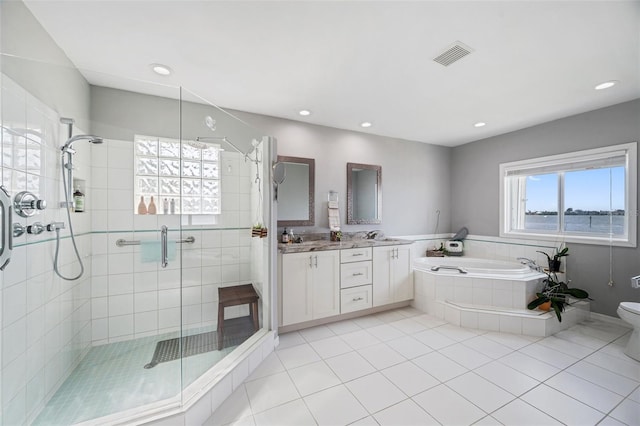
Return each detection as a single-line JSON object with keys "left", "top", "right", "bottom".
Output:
{"left": 527, "top": 271, "right": 591, "bottom": 322}
{"left": 537, "top": 246, "right": 569, "bottom": 272}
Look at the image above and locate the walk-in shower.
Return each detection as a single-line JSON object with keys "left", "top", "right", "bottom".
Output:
{"left": 55, "top": 117, "right": 104, "bottom": 280}
{"left": 1, "top": 54, "right": 274, "bottom": 424}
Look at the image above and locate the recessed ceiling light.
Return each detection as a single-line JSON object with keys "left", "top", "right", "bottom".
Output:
{"left": 595, "top": 80, "right": 619, "bottom": 90}
{"left": 360, "top": 122, "right": 372, "bottom": 128}
{"left": 151, "top": 64, "right": 172, "bottom": 76}
{"left": 474, "top": 122, "right": 486, "bottom": 128}
{"left": 299, "top": 110, "right": 311, "bottom": 116}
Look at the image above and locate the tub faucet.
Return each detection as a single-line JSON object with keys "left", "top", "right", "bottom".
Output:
{"left": 517, "top": 257, "right": 542, "bottom": 272}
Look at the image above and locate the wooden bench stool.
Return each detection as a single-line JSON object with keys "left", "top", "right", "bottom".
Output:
{"left": 217, "top": 284, "right": 260, "bottom": 350}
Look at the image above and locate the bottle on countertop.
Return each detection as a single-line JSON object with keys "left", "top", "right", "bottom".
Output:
{"left": 148, "top": 196, "right": 157, "bottom": 214}
{"left": 137, "top": 196, "right": 147, "bottom": 215}
{"left": 288, "top": 228, "right": 294, "bottom": 244}
{"left": 73, "top": 186, "right": 85, "bottom": 212}
{"left": 281, "top": 227, "right": 289, "bottom": 244}
{"left": 170, "top": 198, "right": 176, "bottom": 214}
{"left": 163, "top": 198, "right": 169, "bottom": 214}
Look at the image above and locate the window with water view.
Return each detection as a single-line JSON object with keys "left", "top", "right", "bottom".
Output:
{"left": 501, "top": 143, "right": 637, "bottom": 246}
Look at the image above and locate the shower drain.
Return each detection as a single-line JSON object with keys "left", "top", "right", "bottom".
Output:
{"left": 144, "top": 317, "right": 255, "bottom": 368}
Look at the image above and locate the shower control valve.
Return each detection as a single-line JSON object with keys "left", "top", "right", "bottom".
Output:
{"left": 26, "top": 222, "right": 45, "bottom": 235}
{"left": 13, "top": 223, "right": 26, "bottom": 238}
{"left": 14, "top": 191, "right": 47, "bottom": 217}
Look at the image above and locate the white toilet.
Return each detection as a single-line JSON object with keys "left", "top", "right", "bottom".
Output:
{"left": 617, "top": 302, "right": 640, "bottom": 361}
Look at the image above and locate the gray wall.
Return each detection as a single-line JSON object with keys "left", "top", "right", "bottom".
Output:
{"left": 451, "top": 99, "right": 640, "bottom": 316}
{"left": 231, "top": 111, "right": 452, "bottom": 236}
{"left": 1, "top": 0, "right": 90, "bottom": 129}
{"left": 90, "top": 86, "right": 262, "bottom": 155}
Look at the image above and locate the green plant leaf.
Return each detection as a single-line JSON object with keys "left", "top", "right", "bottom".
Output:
{"left": 565, "top": 288, "right": 590, "bottom": 299}
{"left": 537, "top": 250, "right": 552, "bottom": 261}
{"left": 552, "top": 302, "right": 563, "bottom": 322}
{"left": 527, "top": 296, "right": 549, "bottom": 310}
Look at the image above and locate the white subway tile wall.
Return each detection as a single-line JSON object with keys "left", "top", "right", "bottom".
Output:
{"left": 90, "top": 137, "right": 253, "bottom": 344}
{"left": 1, "top": 76, "right": 93, "bottom": 425}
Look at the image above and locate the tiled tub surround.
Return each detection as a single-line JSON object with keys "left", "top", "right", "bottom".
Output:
{"left": 413, "top": 267, "right": 590, "bottom": 337}
{"left": 1, "top": 75, "right": 93, "bottom": 426}
{"left": 408, "top": 234, "right": 590, "bottom": 337}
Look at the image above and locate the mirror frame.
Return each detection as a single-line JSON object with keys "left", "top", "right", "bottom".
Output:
{"left": 347, "top": 162, "right": 382, "bottom": 225}
{"left": 277, "top": 155, "right": 315, "bottom": 227}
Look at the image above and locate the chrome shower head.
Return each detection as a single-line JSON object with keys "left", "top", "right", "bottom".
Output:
{"left": 61, "top": 135, "right": 104, "bottom": 153}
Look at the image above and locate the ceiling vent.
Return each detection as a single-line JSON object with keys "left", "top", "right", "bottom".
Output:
{"left": 433, "top": 41, "right": 474, "bottom": 66}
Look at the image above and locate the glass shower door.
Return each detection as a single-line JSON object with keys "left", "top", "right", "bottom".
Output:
{"left": 178, "top": 88, "right": 270, "bottom": 396}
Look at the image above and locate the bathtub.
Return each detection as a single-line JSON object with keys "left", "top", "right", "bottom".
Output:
{"left": 412, "top": 256, "right": 546, "bottom": 317}
{"left": 413, "top": 256, "right": 534, "bottom": 277}
{"left": 411, "top": 257, "right": 590, "bottom": 336}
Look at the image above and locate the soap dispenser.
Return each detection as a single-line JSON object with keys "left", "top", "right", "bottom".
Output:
{"left": 281, "top": 228, "right": 289, "bottom": 244}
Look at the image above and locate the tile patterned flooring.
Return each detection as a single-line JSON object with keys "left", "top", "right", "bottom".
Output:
{"left": 33, "top": 327, "right": 246, "bottom": 425}
{"left": 206, "top": 308, "right": 640, "bottom": 426}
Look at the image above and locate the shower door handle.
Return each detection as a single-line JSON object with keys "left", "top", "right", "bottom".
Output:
{"left": 160, "top": 225, "right": 168, "bottom": 268}
{"left": 0, "top": 186, "right": 13, "bottom": 270}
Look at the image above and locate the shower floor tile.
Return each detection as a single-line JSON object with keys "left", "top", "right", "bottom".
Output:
{"left": 33, "top": 325, "right": 249, "bottom": 425}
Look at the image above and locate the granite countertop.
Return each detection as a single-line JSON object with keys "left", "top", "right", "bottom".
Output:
{"left": 278, "top": 237, "right": 413, "bottom": 253}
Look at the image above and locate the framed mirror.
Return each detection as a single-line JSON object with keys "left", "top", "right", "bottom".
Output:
{"left": 277, "top": 156, "right": 315, "bottom": 226}
{"left": 347, "top": 163, "right": 381, "bottom": 225}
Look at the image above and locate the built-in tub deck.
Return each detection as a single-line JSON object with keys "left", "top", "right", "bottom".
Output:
{"left": 412, "top": 257, "right": 590, "bottom": 337}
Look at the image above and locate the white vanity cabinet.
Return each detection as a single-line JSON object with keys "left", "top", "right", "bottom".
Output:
{"left": 280, "top": 250, "right": 340, "bottom": 326}
{"left": 279, "top": 242, "right": 414, "bottom": 329}
{"left": 372, "top": 245, "right": 413, "bottom": 307}
{"left": 340, "top": 247, "right": 373, "bottom": 313}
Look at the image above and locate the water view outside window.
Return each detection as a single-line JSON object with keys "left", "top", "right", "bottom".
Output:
{"left": 501, "top": 143, "right": 636, "bottom": 246}
{"left": 524, "top": 173, "right": 558, "bottom": 231}
{"left": 523, "top": 167, "right": 625, "bottom": 235}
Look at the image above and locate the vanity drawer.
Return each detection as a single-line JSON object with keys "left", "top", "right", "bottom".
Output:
{"left": 340, "top": 261, "right": 373, "bottom": 288}
{"left": 341, "top": 285, "right": 373, "bottom": 314}
{"left": 341, "top": 247, "right": 372, "bottom": 263}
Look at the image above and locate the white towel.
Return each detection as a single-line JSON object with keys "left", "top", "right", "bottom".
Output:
{"left": 140, "top": 240, "right": 177, "bottom": 263}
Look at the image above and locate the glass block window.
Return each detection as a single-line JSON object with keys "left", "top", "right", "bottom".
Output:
{"left": 134, "top": 135, "right": 221, "bottom": 215}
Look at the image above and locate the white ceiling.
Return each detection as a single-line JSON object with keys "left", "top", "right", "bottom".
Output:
{"left": 23, "top": 0, "right": 640, "bottom": 147}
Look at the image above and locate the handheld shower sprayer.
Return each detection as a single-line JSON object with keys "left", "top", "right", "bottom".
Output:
{"left": 55, "top": 117, "right": 104, "bottom": 280}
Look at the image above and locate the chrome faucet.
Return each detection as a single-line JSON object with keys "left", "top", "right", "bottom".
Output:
{"left": 365, "top": 230, "right": 383, "bottom": 240}
{"left": 517, "top": 257, "right": 542, "bottom": 272}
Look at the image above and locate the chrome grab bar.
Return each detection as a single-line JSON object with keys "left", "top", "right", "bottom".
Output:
{"left": 430, "top": 265, "right": 468, "bottom": 274}
{"left": 160, "top": 225, "right": 168, "bottom": 268}
{"left": 115, "top": 236, "right": 195, "bottom": 247}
